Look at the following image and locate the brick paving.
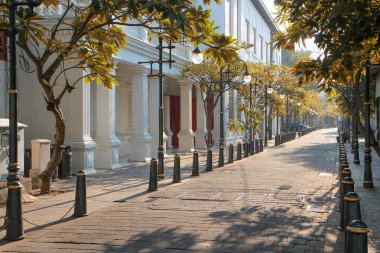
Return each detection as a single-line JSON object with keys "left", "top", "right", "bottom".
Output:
{"left": 0, "top": 129, "right": 345, "bottom": 252}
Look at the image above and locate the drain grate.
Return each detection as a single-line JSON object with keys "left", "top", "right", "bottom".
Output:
{"left": 307, "top": 204, "right": 327, "bottom": 212}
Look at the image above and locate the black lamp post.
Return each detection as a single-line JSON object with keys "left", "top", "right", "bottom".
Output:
{"left": 138, "top": 36, "right": 176, "bottom": 179}
{"left": 138, "top": 39, "right": 203, "bottom": 179}
{"left": 218, "top": 60, "right": 251, "bottom": 167}
{"left": 363, "top": 63, "right": 373, "bottom": 188}
{"left": 0, "top": 0, "right": 97, "bottom": 240}
{"left": 264, "top": 84, "right": 273, "bottom": 146}
{"left": 352, "top": 75, "right": 360, "bottom": 164}
{"left": 249, "top": 81, "right": 253, "bottom": 153}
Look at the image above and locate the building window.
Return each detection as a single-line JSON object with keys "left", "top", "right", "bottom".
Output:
{"left": 259, "top": 35, "right": 264, "bottom": 60}
{"left": 267, "top": 43, "right": 270, "bottom": 63}
{"left": 245, "top": 19, "right": 250, "bottom": 42}
{"left": 252, "top": 28, "right": 257, "bottom": 55}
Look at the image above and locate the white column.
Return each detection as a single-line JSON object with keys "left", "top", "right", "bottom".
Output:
{"left": 128, "top": 69, "right": 152, "bottom": 162}
{"left": 164, "top": 95, "right": 173, "bottom": 149}
{"left": 95, "top": 82, "right": 121, "bottom": 170}
{"left": 116, "top": 84, "right": 131, "bottom": 157}
{"left": 177, "top": 79, "right": 195, "bottom": 152}
{"left": 148, "top": 76, "right": 167, "bottom": 158}
{"left": 63, "top": 73, "right": 96, "bottom": 174}
{"left": 195, "top": 89, "right": 207, "bottom": 149}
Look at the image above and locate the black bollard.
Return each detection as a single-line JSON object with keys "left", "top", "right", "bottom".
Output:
{"left": 346, "top": 220, "right": 369, "bottom": 253}
{"left": 344, "top": 192, "right": 362, "bottom": 249}
{"left": 338, "top": 168, "right": 351, "bottom": 212}
{"left": 61, "top": 146, "right": 73, "bottom": 179}
{"left": 339, "top": 177, "right": 354, "bottom": 230}
{"left": 148, "top": 158, "right": 158, "bottom": 191}
{"left": 205, "top": 148, "right": 213, "bottom": 171}
{"left": 227, "top": 144, "right": 234, "bottom": 164}
{"left": 255, "top": 139, "right": 259, "bottom": 154}
{"left": 173, "top": 154, "right": 181, "bottom": 183}
{"left": 218, "top": 145, "right": 224, "bottom": 167}
{"left": 340, "top": 160, "right": 349, "bottom": 172}
{"left": 192, "top": 151, "right": 200, "bottom": 176}
{"left": 73, "top": 170, "right": 87, "bottom": 217}
{"left": 24, "top": 149, "right": 31, "bottom": 178}
{"left": 259, "top": 139, "right": 263, "bottom": 152}
{"left": 5, "top": 181, "right": 24, "bottom": 241}
{"left": 237, "top": 142, "right": 242, "bottom": 160}
{"left": 243, "top": 142, "right": 248, "bottom": 158}
{"left": 250, "top": 141, "right": 255, "bottom": 155}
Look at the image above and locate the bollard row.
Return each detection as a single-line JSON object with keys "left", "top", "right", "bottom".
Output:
{"left": 336, "top": 132, "right": 369, "bottom": 253}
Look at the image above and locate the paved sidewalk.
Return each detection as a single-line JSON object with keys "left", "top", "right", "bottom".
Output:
{"left": 0, "top": 129, "right": 338, "bottom": 252}
{"left": 323, "top": 138, "right": 380, "bottom": 253}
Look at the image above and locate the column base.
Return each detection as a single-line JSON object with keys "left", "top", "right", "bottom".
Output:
{"left": 118, "top": 134, "right": 130, "bottom": 157}
{"left": 177, "top": 130, "right": 195, "bottom": 152}
{"left": 166, "top": 131, "right": 173, "bottom": 149}
{"left": 128, "top": 134, "right": 152, "bottom": 162}
{"left": 66, "top": 137, "right": 97, "bottom": 175}
{"left": 150, "top": 133, "right": 168, "bottom": 158}
{"left": 94, "top": 136, "right": 121, "bottom": 170}
{"left": 194, "top": 129, "right": 207, "bottom": 149}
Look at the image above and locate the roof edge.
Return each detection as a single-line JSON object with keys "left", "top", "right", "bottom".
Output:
{"left": 250, "top": 0, "right": 280, "bottom": 33}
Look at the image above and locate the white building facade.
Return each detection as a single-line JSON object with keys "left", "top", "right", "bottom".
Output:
{"left": 207, "top": 0, "right": 281, "bottom": 144}
{"left": 0, "top": 0, "right": 281, "bottom": 176}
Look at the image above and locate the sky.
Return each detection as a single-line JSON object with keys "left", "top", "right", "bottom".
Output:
{"left": 262, "top": 0, "right": 323, "bottom": 58}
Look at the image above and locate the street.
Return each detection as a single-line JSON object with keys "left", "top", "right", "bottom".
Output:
{"left": 1, "top": 129, "right": 342, "bottom": 252}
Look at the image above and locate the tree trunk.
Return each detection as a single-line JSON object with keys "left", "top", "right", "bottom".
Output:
{"left": 39, "top": 105, "right": 66, "bottom": 194}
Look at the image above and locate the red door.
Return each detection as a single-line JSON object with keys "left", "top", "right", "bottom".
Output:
{"left": 192, "top": 96, "right": 197, "bottom": 132}
{"left": 170, "top": 96, "right": 180, "bottom": 148}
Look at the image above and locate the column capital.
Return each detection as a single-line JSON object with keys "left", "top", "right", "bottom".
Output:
{"left": 129, "top": 67, "right": 150, "bottom": 77}
{"left": 178, "top": 77, "right": 192, "bottom": 87}
{"left": 148, "top": 75, "right": 160, "bottom": 82}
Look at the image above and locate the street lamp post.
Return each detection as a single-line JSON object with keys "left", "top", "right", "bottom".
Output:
{"left": 363, "top": 63, "right": 373, "bottom": 188}
{"left": 138, "top": 40, "right": 203, "bottom": 179}
{"left": 352, "top": 75, "right": 360, "bottom": 164}
{"left": 249, "top": 81, "right": 253, "bottom": 153}
{"left": 218, "top": 61, "right": 251, "bottom": 167}
{"left": 264, "top": 84, "right": 273, "bottom": 146}
{"left": 218, "top": 69, "right": 225, "bottom": 167}
{"left": 1, "top": 0, "right": 94, "bottom": 240}
{"left": 138, "top": 37, "right": 175, "bottom": 179}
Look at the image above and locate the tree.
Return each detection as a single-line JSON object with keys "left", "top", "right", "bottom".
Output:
{"left": 184, "top": 57, "right": 248, "bottom": 148}
{"left": 281, "top": 49, "right": 312, "bottom": 67}
{"left": 273, "top": 0, "right": 380, "bottom": 156}
{"left": 274, "top": 0, "right": 380, "bottom": 72}
{"left": 229, "top": 63, "right": 315, "bottom": 139}
{"left": 0, "top": 0, "right": 242, "bottom": 193}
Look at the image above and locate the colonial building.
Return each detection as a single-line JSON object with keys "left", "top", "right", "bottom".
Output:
{"left": 207, "top": 0, "right": 281, "bottom": 144}
{"left": 0, "top": 0, "right": 281, "bottom": 177}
